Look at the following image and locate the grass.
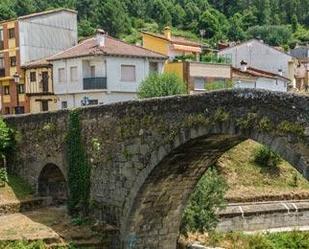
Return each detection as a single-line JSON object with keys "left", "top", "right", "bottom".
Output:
{"left": 217, "top": 140, "right": 309, "bottom": 201}
{"left": 185, "top": 231, "right": 309, "bottom": 249}
{"left": 0, "top": 174, "right": 34, "bottom": 202}
{"left": 0, "top": 241, "right": 78, "bottom": 249}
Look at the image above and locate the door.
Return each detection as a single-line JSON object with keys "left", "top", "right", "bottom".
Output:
{"left": 42, "top": 72, "right": 49, "bottom": 93}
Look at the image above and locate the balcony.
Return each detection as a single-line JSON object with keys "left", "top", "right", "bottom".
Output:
{"left": 0, "top": 68, "right": 5, "bottom": 77}
{"left": 83, "top": 77, "right": 107, "bottom": 90}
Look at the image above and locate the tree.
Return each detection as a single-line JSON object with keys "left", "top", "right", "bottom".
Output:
{"left": 78, "top": 19, "right": 96, "bottom": 38}
{"left": 228, "top": 13, "right": 246, "bottom": 41}
{"left": 291, "top": 14, "right": 298, "bottom": 33}
{"left": 198, "top": 9, "right": 220, "bottom": 39}
{"left": 138, "top": 73, "right": 187, "bottom": 99}
{"left": 96, "top": 0, "right": 131, "bottom": 37}
{"left": 0, "top": 2, "right": 16, "bottom": 21}
{"left": 254, "top": 0, "right": 271, "bottom": 25}
{"left": 180, "top": 167, "right": 228, "bottom": 235}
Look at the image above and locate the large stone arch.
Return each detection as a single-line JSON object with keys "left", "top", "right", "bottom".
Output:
{"left": 123, "top": 122, "right": 309, "bottom": 249}
{"left": 3, "top": 89, "right": 309, "bottom": 248}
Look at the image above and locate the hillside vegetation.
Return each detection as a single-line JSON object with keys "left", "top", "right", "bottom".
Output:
{"left": 0, "top": 0, "right": 308, "bottom": 48}
{"left": 218, "top": 140, "right": 309, "bottom": 202}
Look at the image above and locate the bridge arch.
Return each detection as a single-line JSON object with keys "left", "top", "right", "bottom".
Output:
{"left": 123, "top": 121, "right": 309, "bottom": 249}
{"left": 38, "top": 163, "right": 67, "bottom": 203}
{"left": 4, "top": 89, "right": 309, "bottom": 249}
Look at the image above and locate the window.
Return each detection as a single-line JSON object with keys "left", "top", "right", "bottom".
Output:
{"left": 194, "top": 78, "right": 205, "bottom": 90}
{"left": 0, "top": 56, "right": 4, "bottom": 68}
{"left": 8, "top": 28, "right": 15, "bottom": 39}
{"left": 0, "top": 56, "right": 4, "bottom": 77}
{"left": 41, "top": 100, "right": 49, "bottom": 112}
{"left": 90, "top": 65, "right": 96, "bottom": 77}
{"left": 149, "top": 62, "right": 159, "bottom": 73}
{"left": 10, "top": 56, "right": 16, "bottom": 67}
{"left": 0, "top": 30, "right": 3, "bottom": 50}
{"left": 61, "top": 101, "right": 68, "bottom": 109}
{"left": 121, "top": 65, "right": 136, "bottom": 82}
{"left": 15, "top": 106, "right": 24, "bottom": 114}
{"left": 18, "top": 84, "right": 25, "bottom": 94}
{"left": 4, "top": 107, "right": 10, "bottom": 115}
{"left": 70, "top": 66, "right": 78, "bottom": 82}
{"left": 30, "top": 72, "right": 36, "bottom": 82}
{"left": 58, "top": 68, "right": 65, "bottom": 83}
{"left": 4, "top": 86, "right": 9, "bottom": 95}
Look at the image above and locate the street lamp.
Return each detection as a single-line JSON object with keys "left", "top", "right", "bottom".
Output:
{"left": 13, "top": 72, "right": 20, "bottom": 114}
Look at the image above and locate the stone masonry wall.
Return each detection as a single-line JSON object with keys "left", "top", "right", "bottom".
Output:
{"left": 4, "top": 89, "right": 309, "bottom": 249}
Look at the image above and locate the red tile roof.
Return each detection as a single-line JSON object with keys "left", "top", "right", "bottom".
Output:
{"left": 233, "top": 67, "right": 290, "bottom": 81}
{"left": 48, "top": 36, "right": 168, "bottom": 61}
{"left": 22, "top": 58, "right": 52, "bottom": 69}
{"left": 142, "top": 31, "right": 202, "bottom": 47}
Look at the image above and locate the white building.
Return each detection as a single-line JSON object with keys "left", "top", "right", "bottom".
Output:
{"left": 18, "top": 9, "right": 78, "bottom": 65}
{"left": 48, "top": 31, "right": 166, "bottom": 109}
{"left": 218, "top": 39, "right": 296, "bottom": 84}
{"left": 232, "top": 62, "right": 290, "bottom": 92}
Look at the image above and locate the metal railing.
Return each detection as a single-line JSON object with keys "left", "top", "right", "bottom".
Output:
{"left": 83, "top": 77, "right": 107, "bottom": 90}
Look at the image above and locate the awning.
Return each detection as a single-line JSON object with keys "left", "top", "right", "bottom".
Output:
{"left": 172, "top": 44, "right": 202, "bottom": 53}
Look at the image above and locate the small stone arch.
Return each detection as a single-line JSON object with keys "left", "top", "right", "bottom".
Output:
{"left": 38, "top": 163, "right": 67, "bottom": 203}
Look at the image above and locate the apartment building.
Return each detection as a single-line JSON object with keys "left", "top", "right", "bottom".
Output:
{"left": 0, "top": 8, "right": 77, "bottom": 115}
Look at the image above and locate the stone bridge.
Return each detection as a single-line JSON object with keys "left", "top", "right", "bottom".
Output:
{"left": 4, "top": 89, "right": 309, "bottom": 249}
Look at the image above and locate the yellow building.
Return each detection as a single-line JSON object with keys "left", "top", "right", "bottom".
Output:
{"left": 142, "top": 27, "right": 202, "bottom": 60}
{"left": 23, "top": 59, "right": 57, "bottom": 113}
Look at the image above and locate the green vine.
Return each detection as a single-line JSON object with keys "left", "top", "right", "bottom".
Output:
{"left": 66, "top": 110, "right": 90, "bottom": 216}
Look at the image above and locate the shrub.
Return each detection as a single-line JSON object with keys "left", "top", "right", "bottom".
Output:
{"left": 180, "top": 167, "right": 228, "bottom": 235}
{"left": 254, "top": 146, "right": 281, "bottom": 168}
{"left": 0, "top": 167, "right": 8, "bottom": 183}
{"left": 137, "top": 73, "right": 187, "bottom": 99}
{"left": 205, "top": 80, "right": 233, "bottom": 91}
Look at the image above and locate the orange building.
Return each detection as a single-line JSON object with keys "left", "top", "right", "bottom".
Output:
{"left": 0, "top": 19, "right": 28, "bottom": 114}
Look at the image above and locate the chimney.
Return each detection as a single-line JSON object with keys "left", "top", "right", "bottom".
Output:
{"left": 278, "top": 69, "right": 283, "bottom": 76}
{"left": 240, "top": 60, "right": 248, "bottom": 72}
{"left": 96, "top": 29, "right": 106, "bottom": 47}
{"left": 164, "top": 26, "right": 171, "bottom": 40}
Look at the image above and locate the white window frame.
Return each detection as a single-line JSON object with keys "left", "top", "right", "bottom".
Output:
{"left": 121, "top": 65, "right": 136, "bottom": 82}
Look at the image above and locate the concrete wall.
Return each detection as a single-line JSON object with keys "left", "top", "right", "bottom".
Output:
{"left": 19, "top": 10, "right": 78, "bottom": 65}
{"left": 217, "top": 201, "right": 309, "bottom": 232}
{"left": 4, "top": 89, "right": 309, "bottom": 249}
{"left": 234, "top": 77, "right": 288, "bottom": 92}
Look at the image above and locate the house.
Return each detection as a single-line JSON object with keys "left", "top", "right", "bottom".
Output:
{"left": 232, "top": 61, "right": 290, "bottom": 92}
{"left": 142, "top": 27, "right": 202, "bottom": 61}
{"left": 218, "top": 39, "right": 296, "bottom": 85}
{"left": 48, "top": 30, "right": 167, "bottom": 109}
{"left": 22, "top": 58, "right": 57, "bottom": 113}
{"left": 0, "top": 8, "right": 77, "bottom": 115}
{"left": 290, "top": 46, "right": 309, "bottom": 91}
{"left": 164, "top": 61, "right": 232, "bottom": 93}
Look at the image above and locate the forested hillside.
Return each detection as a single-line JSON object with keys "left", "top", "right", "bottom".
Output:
{"left": 1, "top": 0, "right": 308, "bottom": 47}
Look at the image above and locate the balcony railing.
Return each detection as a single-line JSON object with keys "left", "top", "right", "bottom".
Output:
{"left": 83, "top": 77, "right": 107, "bottom": 90}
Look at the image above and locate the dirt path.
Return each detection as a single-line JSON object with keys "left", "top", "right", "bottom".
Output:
{"left": 0, "top": 206, "right": 101, "bottom": 247}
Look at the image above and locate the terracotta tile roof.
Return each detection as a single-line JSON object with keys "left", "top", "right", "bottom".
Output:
{"left": 48, "top": 36, "right": 168, "bottom": 61}
{"left": 22, "top": 57, "right": 52, "bottom": 69}
{"left": 142, "top": 31, "right": 202, "bottom": 47}
{"left": 232, "top": 67, "right": 290, "bottom": 81}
